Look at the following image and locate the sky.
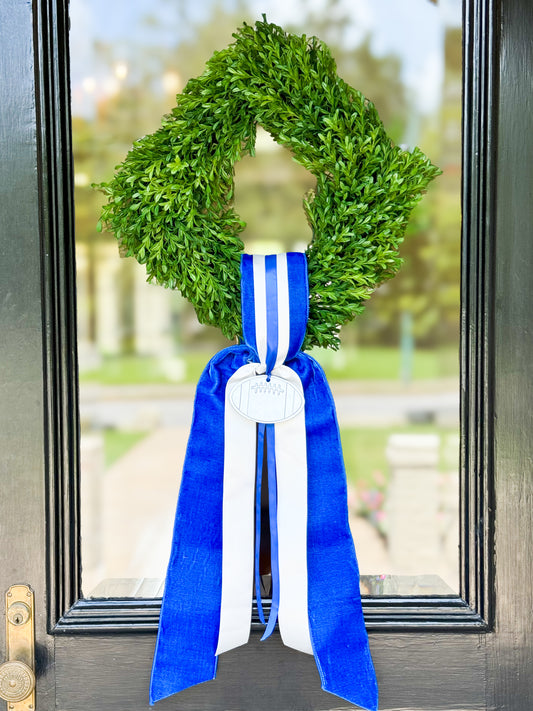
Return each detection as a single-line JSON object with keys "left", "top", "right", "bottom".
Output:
{"left": 70, "top": 0, "right": 461, "bottom": 116}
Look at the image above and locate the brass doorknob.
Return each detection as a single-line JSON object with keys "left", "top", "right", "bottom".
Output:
{"left": 0, "top": 661, "right": 35, "bottom": 703}
{"left": 1, "top": 585, "right": 36, "bottom": 709}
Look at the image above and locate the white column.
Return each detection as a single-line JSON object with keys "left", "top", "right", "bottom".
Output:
{"left": 385, "top": 434, "right": 441, "bottom": 574}
{"left": 133, "top": 262, "right": 173, "bottom": 356}
{"left": 80, "top": 432, "right": 105, "bottom": 595}
{"left": 95, "top": 243, "right": 121, "bottom": 355}
{"left": 76, "top": 243, "right": 101, "bottom": 371}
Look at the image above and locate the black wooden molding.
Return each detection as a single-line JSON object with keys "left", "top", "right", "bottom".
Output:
{"left": 459, "top": 0, "right": 498, "bottom": 628}
{"left": 54, "top": 596, "right": 487, "bottom": 634}
{"left": 42, "top": 0, "right": 497, "bottom": 635}
{"left": 35, "top": 0, "right": 83, "bottom": 632}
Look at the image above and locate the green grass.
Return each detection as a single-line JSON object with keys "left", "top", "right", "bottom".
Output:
{"left": 311, "top": 346, "right": 459, "bottom": 381}
{"left": 79, "top": 347, "right": 459, "bottom": 386}
{"left": 81, "top": 356, "right": 171, "bottom": 385}
{"left": 183, "top": 353, "right": 212, "bottom": 383}
{"left": 103, "top": 429, "right": 148, "bottom": 467}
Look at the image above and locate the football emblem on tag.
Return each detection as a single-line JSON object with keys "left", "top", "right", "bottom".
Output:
{"left": 230, "top": 374, "right": 304, "bottom": 424}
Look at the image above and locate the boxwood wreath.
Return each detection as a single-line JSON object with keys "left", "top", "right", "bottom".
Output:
{"left": 96, "top": 17, "right": 441, "bottom": 350}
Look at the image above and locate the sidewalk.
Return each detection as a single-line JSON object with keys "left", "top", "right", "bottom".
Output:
{"left": 79, "top": 378, "right": 459, "bottom": 430}
{"left": 83, "top": 426, "right": 393, "bottom": 593}
{"left": 82, "top": 422, "right": 459, "bottom": 596}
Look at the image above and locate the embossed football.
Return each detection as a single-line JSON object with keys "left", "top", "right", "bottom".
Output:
{"left": 230, "top": 374, "right": 304, "bottom": 424}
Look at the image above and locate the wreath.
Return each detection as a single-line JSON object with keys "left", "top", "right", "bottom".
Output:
{"left": 97, "top": 18, "right": 440, "bottom": 350}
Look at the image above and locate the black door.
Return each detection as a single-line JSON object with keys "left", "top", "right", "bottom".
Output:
{"left": 0, "top": 0, "right": 532, "bottom": 709}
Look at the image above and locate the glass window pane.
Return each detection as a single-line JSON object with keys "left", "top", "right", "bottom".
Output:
{"left": 71, "top": 0, "right": 462, "bottom": 598}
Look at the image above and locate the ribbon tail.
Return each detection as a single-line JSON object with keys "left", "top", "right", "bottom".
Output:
{"left": 273, "top": 366, "right": 313, "bottom": 654}
{"left": 215, "top": 364, "right": 258, "bottom": 655}
{"left": 254, "top": 423, "right": 267, "bottom": 626}
{"left": 260, "top": 423, "right": 280, "bottom": 641}
{"left": 291, "top": 354, "right": 379, "bottom": 711}
{"left": 150, "top": 347, "right": 250, "bottom": 704}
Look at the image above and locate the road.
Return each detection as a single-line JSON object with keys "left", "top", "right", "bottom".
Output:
{"left": 79, "top": 381, "right": 459, "bottom": 430}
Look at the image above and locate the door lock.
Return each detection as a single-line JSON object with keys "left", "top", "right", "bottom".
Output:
{"left": 0, "top": 585, "right": 35, "bottom": 710}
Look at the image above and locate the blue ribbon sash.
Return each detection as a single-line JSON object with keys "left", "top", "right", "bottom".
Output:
{"left": 150, "top": 253, "right": 378, "bottom": 711}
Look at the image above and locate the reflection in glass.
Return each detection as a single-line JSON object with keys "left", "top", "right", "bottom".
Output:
{"left": 71, "top": 0, "right": 462, "bottom": 598}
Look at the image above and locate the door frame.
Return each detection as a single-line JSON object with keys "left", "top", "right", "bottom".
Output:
{"left": 2, "top": 0, "right": 533, "bottom": 708}
{"left": 46, "top": 0, "right": 495, "bottom": 634}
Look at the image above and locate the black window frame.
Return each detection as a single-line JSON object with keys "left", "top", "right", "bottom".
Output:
{"left": 38, "top": 0, "right": 497, "bottom": 635}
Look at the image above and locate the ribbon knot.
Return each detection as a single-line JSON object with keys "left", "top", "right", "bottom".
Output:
{"left": 241, "top": 253, "right": 308, "bottom": 374}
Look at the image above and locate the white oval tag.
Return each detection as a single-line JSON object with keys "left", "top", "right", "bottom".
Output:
{"left": 230, "top": 374, "right": 304, "bottom": 424}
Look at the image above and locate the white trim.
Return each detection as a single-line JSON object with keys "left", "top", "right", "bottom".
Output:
{"left": 252, "top": 255, "right": 267, "bottom": 364}
{"left": 275, "top": 253, "right": 290, "bottom": 368}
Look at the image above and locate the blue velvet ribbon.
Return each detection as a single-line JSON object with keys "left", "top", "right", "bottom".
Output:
{"left": 261, "top": 422, "right": 279, "bottom": 641}
{"left": 254, "top": 421, "right": 280, "bottom": 640}
{"left": 254, "top": 422, "right": 266, "bottom": 625}
{"left": 150, "top": 253, "right": 378, "bottom": 711}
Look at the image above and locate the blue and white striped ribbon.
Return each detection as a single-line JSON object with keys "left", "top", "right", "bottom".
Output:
{"left": 216, "top": 253, "right": 312, "bottom": 656}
